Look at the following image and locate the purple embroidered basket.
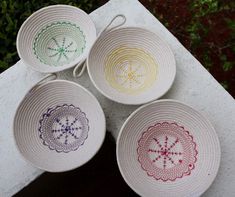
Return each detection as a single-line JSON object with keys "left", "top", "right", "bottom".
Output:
{"left": 13, "top": 79, "right": 105, "bottom": 172}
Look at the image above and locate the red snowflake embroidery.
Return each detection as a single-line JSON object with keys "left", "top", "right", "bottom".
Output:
{"left": 137, "top": 122, "right": 197, "bottom": 182}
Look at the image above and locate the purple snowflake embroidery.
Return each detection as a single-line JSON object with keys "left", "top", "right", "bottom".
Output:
{"left": 39, "top": 104, "right": 89, "bottom": 153}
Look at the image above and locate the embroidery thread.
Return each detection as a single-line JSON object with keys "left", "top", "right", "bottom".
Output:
{"left": 137, "top": 122, "right": 197, "bottom": 182}
{"left": 33, "top": 21, "right": 86, "bottom": 66}
{"left": 38, "top": 104, "right": 89, "bottom": 153}
{"left": 105, "top": 46, "right": 157, "bottom": 94}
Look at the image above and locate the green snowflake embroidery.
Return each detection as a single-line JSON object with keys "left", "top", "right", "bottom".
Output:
{"left": 48, "top": 37, "right": 78, "bottom": 62}
{"left": 33, "top": 21, "right": 86, "bottom": 67}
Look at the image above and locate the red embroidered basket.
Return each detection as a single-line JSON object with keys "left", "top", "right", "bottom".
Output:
{"left": 117, "top": 99, "right": 220, "bottom": 197}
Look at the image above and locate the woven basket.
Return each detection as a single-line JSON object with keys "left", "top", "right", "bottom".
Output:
{"left": 117, "top": 99, "right": 220, "bottom": 197}
{"left": 13, "top": 79, "right": 106, "bottom": 172}
{"left": 87, "top": 27, "right": 176, "bottom": 105}
{"left": 17, "top": 5, "right": 96, "bottom": 73}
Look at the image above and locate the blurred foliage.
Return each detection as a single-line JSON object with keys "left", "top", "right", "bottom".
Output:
{"left": 192, "top": 0, "right": 219, "bottom": 17}
{"left": 187, "top": 0, "right": 234, "bottom": 70}
{"left": 142, "top": 0, "right": 235, "bottom": 94}
{"left": 0, "top": 0, "right": 103, "bottom": 72}
{"left": 187, "top": 0, "right": 235, "bottom": 91}
{"left": 220, "top": 80, "right": 229, "bottom": 90}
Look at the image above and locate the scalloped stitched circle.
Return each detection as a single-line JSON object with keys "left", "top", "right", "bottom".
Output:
{"left": 104, "top": 46, "right": 157, "bottom": 95}
{"left": 38, "top": 104, "right": 89, "bottom": 153}
{"left": 33, "top": 21, "right": 86, "bottom": 67}
{"left": 137, "top": 122, "right": 197, "bottom": 182}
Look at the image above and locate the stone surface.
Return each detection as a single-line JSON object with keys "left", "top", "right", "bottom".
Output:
{"left": 0, "top": 0, "right": 235, "bottom": 196}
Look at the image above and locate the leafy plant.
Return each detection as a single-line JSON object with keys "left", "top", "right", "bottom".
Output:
{"left": 192, "top": 0, "right": 219, "bottom": 17}
{"left": 220, "top": 81, "right": 229, "bottom": 90}
{"left": 202, "top": 52, "right": 212, "bottom": 70}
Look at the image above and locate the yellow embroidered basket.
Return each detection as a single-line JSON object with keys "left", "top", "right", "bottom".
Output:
{"left": 87, "top": 27, "right": 176, "bottom": 105}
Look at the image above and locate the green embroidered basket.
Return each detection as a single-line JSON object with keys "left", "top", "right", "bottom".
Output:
{"left": 17, "top": 5, "right": 96, "bottom": 73}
